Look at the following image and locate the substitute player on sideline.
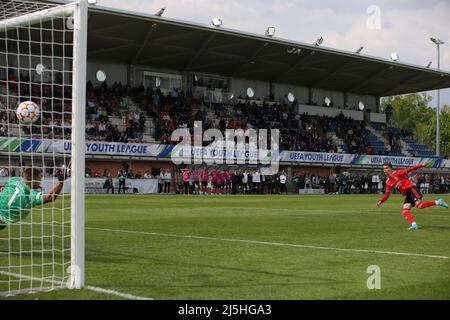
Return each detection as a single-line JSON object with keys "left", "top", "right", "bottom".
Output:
{"left": 376, "top": 162, "right": 448, "bottom": 230}
{"left": 0, "top": 164, "right": 70, "bottom": 230}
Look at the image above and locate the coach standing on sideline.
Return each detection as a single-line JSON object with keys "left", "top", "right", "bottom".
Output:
{"left": 118, "top": 170, "right": 126, "bottom": 194}
{"left": 280, "top": 172, "right": 288, "bottom": 195}
{"left": 158, "top": 170, "right": 164, "bottom": 194}
{"left": 163, "top": 170, "right": 172, "bottom": 194}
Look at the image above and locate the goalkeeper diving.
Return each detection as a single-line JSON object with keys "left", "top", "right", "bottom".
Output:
{"left": 0, "top": 163, "right": 70, "bottom": 230}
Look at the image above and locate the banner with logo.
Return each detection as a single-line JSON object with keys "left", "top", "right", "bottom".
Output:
{"left": 42, "top": 178, "right": 158, "bottom": 194}
{"left": 0, "top": 177, "right": 159, "bottom": 194}
{"left": 279, "top": 151, "right": 354, "bottom": 164}
{"left": 1, "top": 137, "right": 449, "bottom": 168}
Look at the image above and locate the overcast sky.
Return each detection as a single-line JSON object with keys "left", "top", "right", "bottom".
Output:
{"left": 96, "top": 0, "right": 450, "bottom": 107}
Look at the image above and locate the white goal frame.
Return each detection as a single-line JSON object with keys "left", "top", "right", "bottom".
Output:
{"left": 0, "top": 0, "right": 87, "bottom": 293}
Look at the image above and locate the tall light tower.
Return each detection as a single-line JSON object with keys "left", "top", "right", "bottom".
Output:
{"left": 430, "top": 37, "right": 444, "bottom": 156}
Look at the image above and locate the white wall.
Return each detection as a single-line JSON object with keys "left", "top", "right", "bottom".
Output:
{"left": 370, "top": 113, "right": 387, "bottom": 123}
{"left": 87, "top": 60, "right": 128, "bottom": 86}
{"left": 347, "top": 93, "right": 377, "bottom": 111}
{"left": 131, "top": 65, "right": 182, "bottom": 88}
{"left": 0, "top": 52, "right": 68, "bottom": 83}
{"left": 274, "top": 83, "right": 309, "bottom": 104}
{"left": 312, "top": 88, "right": 344, "bottom": 108}
{"left": 230, "top": 78, "right": 270, "bottom": 100}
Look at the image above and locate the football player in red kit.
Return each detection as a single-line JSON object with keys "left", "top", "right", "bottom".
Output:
{"left": 376, "top": 162, "right": 448, "bottom": 230}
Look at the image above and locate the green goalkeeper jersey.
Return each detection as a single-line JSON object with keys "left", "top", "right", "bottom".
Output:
{"left": 0, "top": 177, "right": 44, "bottom": 225}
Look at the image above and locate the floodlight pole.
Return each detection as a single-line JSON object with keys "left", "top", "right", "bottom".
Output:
{"left": 437, "top": 42, "right": 441, "bottom": 157}
{"left": 431, "top": 38, "right": 443, "bottom": 156}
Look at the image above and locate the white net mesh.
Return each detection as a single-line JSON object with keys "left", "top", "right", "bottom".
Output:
{"left": 0, "top": 0, "right": 56, "bottom": 20}
{"left": 0, "top": 1, "right": 78, "bottom": 296}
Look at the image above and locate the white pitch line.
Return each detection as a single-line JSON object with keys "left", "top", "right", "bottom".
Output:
{"left": 0, "top": 271, "right": 152, "bottom": 300}
{"left": 214, "top": 206, "right": 450, "bottom": 218}
{"left": 85, "top": 285, "right": 152, "bottom": 300}
{"left": 88, "top": 227, "right": 450, "bottom": 260}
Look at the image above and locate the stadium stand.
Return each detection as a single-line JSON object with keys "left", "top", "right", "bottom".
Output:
{"left": 0, "top": 67, "right": 441, "bottom": 157}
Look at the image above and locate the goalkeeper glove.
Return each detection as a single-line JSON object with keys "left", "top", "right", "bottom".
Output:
{"left": 56, "top": 164, "right": 70, "bottom": 182}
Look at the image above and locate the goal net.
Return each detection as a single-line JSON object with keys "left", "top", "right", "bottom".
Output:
{"left": 0, "top": 0, "right": 86, "bottom": 296}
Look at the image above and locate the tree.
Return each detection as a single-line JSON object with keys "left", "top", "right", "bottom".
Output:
{"left": 381, "top": 93, "right": 449, "bottom": 158}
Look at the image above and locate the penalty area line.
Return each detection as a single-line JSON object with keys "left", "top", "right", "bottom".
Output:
{"left": 87, "top": 227, "right": 450, "bottom": 261}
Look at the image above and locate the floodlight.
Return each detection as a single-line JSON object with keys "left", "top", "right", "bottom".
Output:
{"left": 390, "top": 52, "right": 399, "bottom": 61}
{"left": 314, "top": 36, "right": 323, "bottom": 46}
{"left": 211, "top": 17, "right": 223, "bottom": 27}
{"left": 155, "top": 7, "right": 166, "bottom": 17}
{"left": 430, "top": 37, "right": 444, "bottom": 45}
{"left": 266, "top": 27, "right": 276, "bottom": 37}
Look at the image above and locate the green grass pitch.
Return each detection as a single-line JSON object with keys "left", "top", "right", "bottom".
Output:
{"left": 1, "top": 194, "right": 450, "bottom": 300}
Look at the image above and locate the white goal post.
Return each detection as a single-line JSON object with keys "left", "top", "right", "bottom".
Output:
{"left": 0, "top": 0, "right": 86, "bottom": 295}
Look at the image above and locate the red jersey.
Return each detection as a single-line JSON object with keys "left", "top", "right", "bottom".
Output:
{"left": 182, "top": 170, "right": 190, "bottom": 182}
{"left": 220, "top": 172, "right": 227, "bottom": 183}
{"left": 379, "top": 164, "right": 425, "bottom": 203}
{"left": 201, "top": 169, "right": 208, "bottom": 182}
{"left": 210, "top": 171, "right": 218, "bottom": 183}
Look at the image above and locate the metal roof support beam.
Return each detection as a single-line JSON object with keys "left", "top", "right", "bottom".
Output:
{"left": 90, "top": 21, "right": 143, "bottom": 35}
{"left": 155, "top": 31, "right": 198, "bottom": 42}
{"left": 206, "top": 41, "right": 249, "bottom": 52}
{"left": 191, "top": 60, "right": 242, "bottom": 72}
{"left": 272, "top": 53, "right": 312, "bottom": 82}
{"left": 231, "top": 42, "right": 269, "bottom": 76}
{"left": 89, "top": 34, "right": 135, "bottom": 44}
{"left": 311, "top": 59, "right": 354, "bottom": 87}
{"left": 207, "top": 51, "right": 246, "bottom": 60}
{"left": 282, "top": 66, "right": 329, "bottom": 80}
{"left": 382, "top": 77, "right": 450, "bottom": 97}
{"left": 234, "top": 65, "right": 286, "bottom": 78}
{"left": 136, "top": 52, "right": 188, "bottom": 64}
{"left": 136, "top": 43, "right": 196, "bottom": 64}
{"left": 346, "top": 65, "right": 392, "bottom": 92}
{"left": 131, "top": 23, "right": 158, "bottom": 65}
{"left": 378, "top": 73, "right": 429, "bottom": 96}
{"left": 89, "top": 44, "right": 134, "bottom": 56}
{"left": 183, "top": 33, "right": 216, "bottom": 70}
